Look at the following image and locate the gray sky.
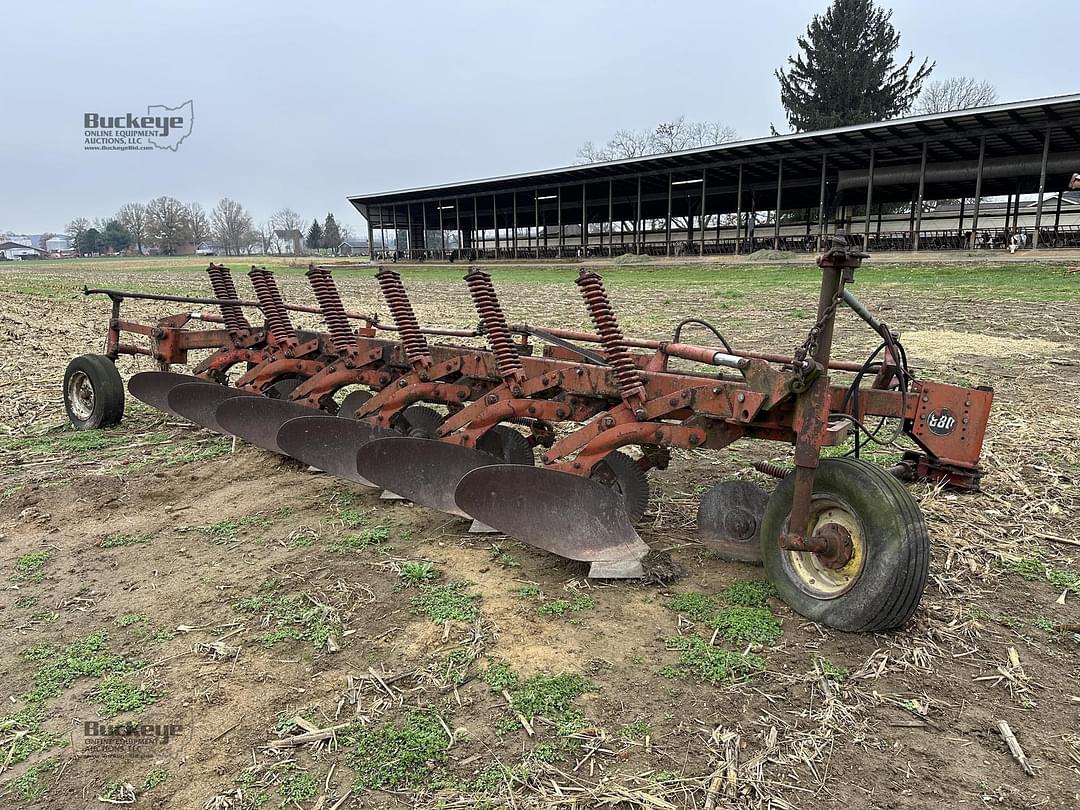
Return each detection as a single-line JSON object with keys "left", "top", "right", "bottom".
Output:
{"left": 2, "top": 0, "right": 1078, "bottom": 235}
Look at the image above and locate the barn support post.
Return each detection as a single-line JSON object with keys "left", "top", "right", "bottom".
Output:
{"left": 913, "top": 142, "right": 927, "bottom": 252}
{"left": 1013, "top": 186, "right": 1021, "bottom": 232}
{"left": 862, "top": 148, "right": 875, "bottom": 248}
{"left": 699, "top": 169, "right": 707, "bottom": 255}
{"left": 581, "top": 183, "right": 587, "bottom": 255}
{"left": 421, "top": 204, "right": 428, "bottom": 258}
{"left": 406, "top": 204, "right": 414, "bottom": 259}
{"left": 1053, "top": 190, "right": 1063, "bottom": 241}
{"left": 512, "top": 191, "right": 518, "bottom": 259}
{"left": 607, "top": 180, "right": 614, "bottom": 256}
{"left": 366, "top": 210, "right": 375, "bottom": 260}
{"left": 958, "top": 197, "right": 965, "bottom": 240}
{"left": 665, "top": 173, "right": 673, "bottom": 256}
{"left": 455, "top": 198, "right": 461, "bottom": 256}
{"left": 1032, "top": 128, "right": 1049, "bottom": 250}
{"left": 535, "top": 190, "right": 541, "bottom": 258}
{"left": 492, "top": 194, "right": 499, "bottom": 258}
{"left": 438, "top": 201, "right": 446, "bottom": 258}
{"left": 557, "top": 187, "right": 564, "bottom": 256}
{"left": 473, "top": 197, "right": 480, "bottom": 258}
{"left": 735, "top": 164, "right": 744, "bottom": 254}
{"left": 1004, "top": 193, "right": 1013, "bottom": 241}
{"left": 969, "top": 135, "right": 986, "bottom": 249}
{"left": 634, "top": 178, "right": 642, "bottom": 253}
{"left": 392, "top": 205, "right": 399, "bottom": 257}
{"left": 816, "top": 154, "right": 827, "bottom": 250}
{"left": 773, "top": 158, "right": 784, "bottom": 249}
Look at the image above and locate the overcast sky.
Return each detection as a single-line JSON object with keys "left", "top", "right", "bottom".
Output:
{"left": 2, "top": 0, "right": 1078, "bottom": 235}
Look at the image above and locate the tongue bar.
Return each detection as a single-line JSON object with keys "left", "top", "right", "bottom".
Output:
{"left": 355, "top": 437, "right": 504, "bottom": 518}
{"left": 215, "top": 396, "right": 321, "bottom": 455}
{"left": 129, "top": 371, "right": 213, "bottom": 417}
{"left": 275, "top": 415, "right": 391, "bottom": 488}
{"left": 167, "top": 383, "right": 257, "bottom": 434}
{"left": 454, "top": 465, "right": 651, "bottom": 566}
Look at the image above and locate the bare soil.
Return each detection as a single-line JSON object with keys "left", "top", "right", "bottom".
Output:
{"left": 0, "top": 258, "right": 1078, "bottom": 809}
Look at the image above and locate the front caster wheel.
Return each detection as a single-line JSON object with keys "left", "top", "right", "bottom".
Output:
{"left": 759, "top": 457, "right": 929, "bottom": 633}
{"left": 63, "top": 354, "right": 125, "bottom": 430}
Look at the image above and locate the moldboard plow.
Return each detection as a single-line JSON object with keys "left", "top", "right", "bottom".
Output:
{"left": 68, "top": 237, "right": 993, "bottom": 632}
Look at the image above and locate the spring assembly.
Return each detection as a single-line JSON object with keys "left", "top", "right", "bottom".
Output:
{"left": 575, "top": 269, "right": 646, "bottom": 405}
{"left": 247, "top": 267, "right": 297, "bottom": 345}
{"left": 375, "top": 268, "right": 431, "bottom": 368}
{"left": 465, "top": 268, "right": 523, "bottom": 382}
{"left": 305, "top": 266, "right": 353, "bottom": 354}
{"left": 206, "top": 264, "right": 250, "bottom": 332}
{"left": 753, "top": 460, "right": 792, "bottom": 479}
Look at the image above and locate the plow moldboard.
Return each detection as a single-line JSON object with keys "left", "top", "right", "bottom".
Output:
{"left": 167, "top": 383, "right": 256, "bottom": 434}
{"left": 129, "top": 371, "right": 212, "bottom": 417}
{"left": 276, "top": 415, "right": 389, "bottom": 487}
{"left": 455, "top": 465, "right": 651, "bottom": 564}
{"left": 216, "top": 396, "right": 323, "bottom": 455}
{"left": 355, "top": 437, "right": 507, "bottom": 518}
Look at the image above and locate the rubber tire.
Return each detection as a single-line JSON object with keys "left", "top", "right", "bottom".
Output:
{"left": 590, "top": 450, "right": 650, "bottom": 523}
{"left": 63, "top": 354, "right": 125, "bottom": 430}
{"left": 476, "top": 425, "right": 534, "bottom": 465}
{"left": 759, "top": 457, "right": 929, "bottom": 633}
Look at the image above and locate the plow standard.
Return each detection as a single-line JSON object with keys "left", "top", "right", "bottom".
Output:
{"left": 65, "top": 237, "right": 992, "bottom": 632}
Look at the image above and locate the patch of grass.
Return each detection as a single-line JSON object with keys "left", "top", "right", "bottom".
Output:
{"left": 328, "top": 525, "right": 390, "bottom": 551}
{"left": 91, "top": 675, "right": 163, "bottom": 717}
{"left": 707, "top": 606, "right": 782, "bottom": 645}
{"left": 666, "top": 636, "right": 764, "bottom": 683}
{"left": 233, "top": 590, "right": 334, "bottom": 650}
{"left": 114, "top": 612, "right": 148, "bottom": 627}
{"left": 517, "top": 585, "right": 541, "bottom": 600}
{"left": 14, "top": 595, "right": 38, "bottom": 609}
{"left": 621, "top": 719, "right": 651, "bottom": 740}
{"left": 142, "top": 768, "right": 169, "bottom": 792}
{"left": 508, "top": 673, "right": 592, "bottom": 724}
{"left": 345, "top": 711, "right": 449, "bottom": 790}
{"left": 668, "top": 591, "right": 718, "bottom": 622}
{"left": 100, "top": 532, "right": 151, "bottom": 548}
{"left": 443, "top": 648, "right": 474, "bottom": 685}
{"left": 489, "top": 544, "right": 520, "bottom": 568}
{"left": 482, "top": 659, "right": 519, "bottom": 691}
{"left": 399, "top": 561, "right": 438, "bottom": 586}
{"left": 6, "top": 757, "right": 59, "bottom": 802}
{"left": 277, "top": 770, "right": 318, "bottom": 808}
{"left": 411, "top": 582, "right": 479, "bottom": 624}
{"left": 816, "top": 657, "right": 850, "bottom": 682}
{"left": 1000, "top": 557, "right": 1080, "bottom": 595}
{"left": 13, "top": 550, "right": 50, "bottom": 583}
{"left": 24, "top": 631, "right": 135, "bottom": 704}
{"left": 196, "top": 514, "right": 272, "bottom": 544}
{"left": 536, "top": 594, "right": 594, "bottom": 617}
{"left": 720, "top": 580, "right": 776, "bottom": 608}
{"left": 285, "top": 528, "right": 318, "bottom": 549}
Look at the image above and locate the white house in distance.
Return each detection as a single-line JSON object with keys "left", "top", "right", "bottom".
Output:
{"left": 0, "top": 240, "right": 46, "bottom": 260}
{"left": 45, "top": 235, "right": 72, "bottom": 252}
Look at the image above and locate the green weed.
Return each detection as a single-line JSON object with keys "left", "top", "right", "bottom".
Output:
{"left": 399, "top": 561, "right": 438, "bottom": 585}
{"left": 816, "top": 657, "right": 850, "bottom": 682}
{"left": 345, "top": 711, "right": 448, "bottom": 790}
{"left": 666, "top": 636, "right": 764, "bottom": 682}
{"left": 328, "top": 525, "right": 390, "bottom": 551}
{"left": 536, "top": 594, "right": 594, "bottom": 617}
{"left": 517, "top": 585, "right": 542, "bottom": 600}
{"left": 233, "top": 591, "right": 334, "bottom": 650}
{"left": 13, "top": 551, "right": 50, "bottom": 583}
{"left": 508, "top": 673, "right": 592, "bottom": 724}
{"left": 707, "top": 606, "right": 782, "bottom": 645}
{"left": 114, "top": 613, "right": 147, "bottom": 627}
{"left": 277, "top": 770, "right": 318, "bottom": 807}
{"left": 668, "top": 592, "right": 718, "bottom": 621}
{"left": 14, "top": 595, "right": 38, "bottom": 609}
{"left": 196, "top": 514, "right": 272, "bottom": 544}
{"left": 482, "top": 659, "right": 519, "bottom": 691}
{"left": 411, "top": 582, "right": 479, "bottom": 624}
{"left": 621, "top": 719, "right": 651, "bottom": 740}
{"left": 100, "top": 533, "right": 151, "bottom": 548}
{"left": 7, "top": 757, "right": 59, "bottom": 802}
{"left": 720, "top": 580, "right": 776, "bottom": 608}
{"left": 142, "top": 768, "right": 169, "bottom": 791}
{"left": 91, "top": 675, "right": 163, "bottom": 717}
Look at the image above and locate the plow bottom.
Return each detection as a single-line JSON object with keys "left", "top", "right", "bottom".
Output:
{"left": 167, "top": 383, "right": 257, "bottom": 434}
{"left": 216, "top": 396, "right": 323, "bottom": 455}
{"left": 129, "top": 371, "right": 212, "bottom": 417}
{"left": 454, "top": 465, "right": 651, "bottom": 576}
{"left": 275, "top": 415, "right": 391, "bottom": 488}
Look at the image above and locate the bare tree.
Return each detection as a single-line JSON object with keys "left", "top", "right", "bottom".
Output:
{"left": 117, "top": 203, "right": 148, "bottom": 255}
{"left": 186, "top": 203, "right": 211, "bottom": 249}
{"left": 271, "top": 208, "right": 306, "bottom": 255}
{"left": 65, "top": 217, "right": 89, "bottom": 244}
{"left": 915, "top": 77, "right": 997, "bottom": 114}
{"left": 211, "top": 198, "right": 254, "bottom": 256}
{"left": 576, "top": 117, "right": 737, "bottom": 164}
{"left": 146, "top": 196, "right": 190, "bottom": 255}
{"left": 257, "top": 221, "right": 275, "bottom": 255}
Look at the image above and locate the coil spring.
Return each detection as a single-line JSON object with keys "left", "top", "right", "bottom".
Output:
{"left": 206, "top": 265, "right": 249, "bottom": 332}
{"left": 753, "top": 460, "right": 792, "bottom": 479}
{"left": 248, "top": 267, "right": 297, "bottom": 344}
{"left": 375, "top": 268, "right": 430, "bottom": 367}
{"left": 306, "top": 266, "right": 353, "bottom": 354}
{"left": 575, "top": 269, "right": 645, "bottom": 403}
{"left": 464, "top": 268, "right": 523, "bottom": 381}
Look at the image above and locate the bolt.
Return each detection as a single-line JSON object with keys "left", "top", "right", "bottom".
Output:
{"left": 573, "top": 462, "right": 581, "bottom": 470}
{"left": 965, "top": 400, "right": 971, "bottom": 407}
{"left": 510, "top": 386, "right": 523, "bottom": 397}
{"left": 575, "top": 368, "right": 584, "bottom": 375}
{"left": 635, "top": 408, "right": 647, "bottom": 420}
{"left": 655, "top": 430, "right": 663, "bottom": 440}
{"left": 688, "top": 434, "right": 699, "bottom": 445}
{"left": 601, "top": 416, "right": 615, "bottom": 429}
{"left": 398, "top": 379, "right": 408, "bottom": 388}
{"left": 457, "top": 390, "right": 468, "bottom": 400}
{"left": 555, "top": 408, "right": 566, "bottom": 418}
{"left": 712, "top": 387, "right": 721, "bottom": 394}
{"left": 737, "top": 393, "right": 745, "bottom": 403}
{"left": 541, "top": 377, "right": 549, "bottom": 385}
{"left": 486, "top": 394, "right": 498, "bottom": 405}
{"left": 669, "top": 397, "right": 678, "bottom": 407}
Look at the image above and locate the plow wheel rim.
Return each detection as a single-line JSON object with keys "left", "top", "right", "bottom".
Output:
{"left": 589, "top": 450, "right": 649, "bottom": 523}
{"left": 67, "top": 370, "right": 95, "bottom": 421}
{"left": 781, "top": 496, "right": 865, "bottom": 600}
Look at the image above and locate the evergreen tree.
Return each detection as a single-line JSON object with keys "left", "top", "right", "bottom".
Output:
{"left": 306, "top": 219, "right": 323, "bottom": 250}
{"left": 775, "top": 0, "right": 933, "bottom": 132}
{"left": 103, "top": 219, "right": 132, "bottom": 253}
{"left": 321, "top": 213, "right": 341, "bottom": 251}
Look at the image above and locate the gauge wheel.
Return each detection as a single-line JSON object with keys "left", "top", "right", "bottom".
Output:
{"left": 63, "top": 354, "right": 125, "bottom": 430}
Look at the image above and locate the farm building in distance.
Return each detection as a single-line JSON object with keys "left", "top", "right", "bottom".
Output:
{"left": 350, "top": 93, "right": 1080, "bottom": 259}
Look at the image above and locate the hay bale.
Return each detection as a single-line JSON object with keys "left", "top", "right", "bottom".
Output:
{"left": 747, "top": 249, "right": 796, "bottom": 262}
{"left": 612, "top": 253, "right": 655, "bottom": 266}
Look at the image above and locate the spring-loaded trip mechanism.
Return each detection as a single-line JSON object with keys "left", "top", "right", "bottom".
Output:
{"left": 465, "top": 267, "right": 524, "bottom": 385}
{"left": 375, "top": 267, "right": 431, "bottom": 370}
{"left": 575, "top": 269, "right": 646, "bottom": 411}
{"left": 247, "top": 266, "right": 298, "bottom": 348}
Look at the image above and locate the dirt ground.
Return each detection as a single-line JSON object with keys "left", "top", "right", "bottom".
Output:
{"left": 0, "top": 256, "right": 1078, "bottom": 809}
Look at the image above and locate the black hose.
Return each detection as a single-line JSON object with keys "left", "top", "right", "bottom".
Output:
{"left": 672, "top": 318, "right": 734, "bottom": 354}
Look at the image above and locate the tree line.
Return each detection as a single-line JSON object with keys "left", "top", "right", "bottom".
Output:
{"left": 578, "top": 0, "right": 999, "bottom": 162}
{"left": 65, "top": 200, "right": 356, "bottom": 257}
